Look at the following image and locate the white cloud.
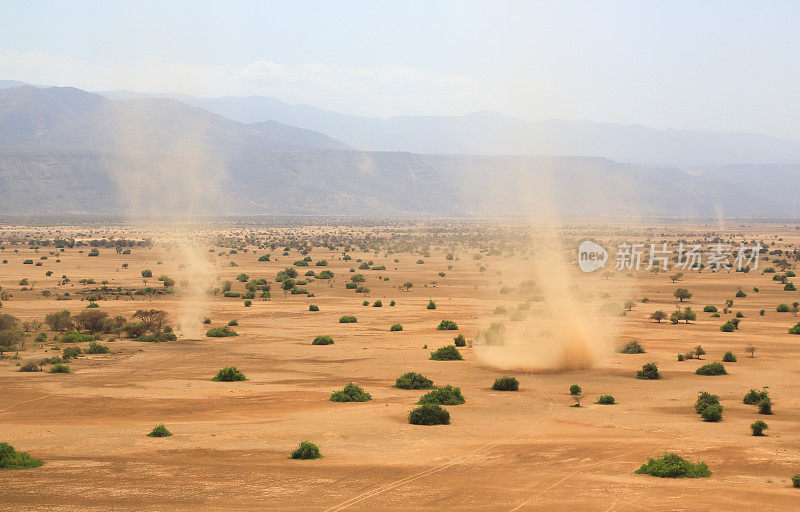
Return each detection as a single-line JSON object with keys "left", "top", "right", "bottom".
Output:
{"left": 0, "top": 49, "right": 482, "bottom": 117}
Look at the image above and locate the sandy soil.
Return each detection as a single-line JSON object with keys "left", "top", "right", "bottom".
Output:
{"left": 1, "top": 221, "right": 799, "bottom": 511}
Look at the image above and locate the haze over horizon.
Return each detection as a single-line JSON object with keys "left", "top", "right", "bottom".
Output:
{"left": 2, "top": 1, "right": 800, "bottom": 140}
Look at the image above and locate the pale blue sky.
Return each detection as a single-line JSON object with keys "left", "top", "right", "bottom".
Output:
{"left": 1, "top": 0, "right": 798, "bottom": 138}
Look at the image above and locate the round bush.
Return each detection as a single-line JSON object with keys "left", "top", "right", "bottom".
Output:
{"left": 408, "top": 404, "right": 450, "bottom": 425}
{"left": 0, "top": 442, "right": 43, "bottom": 469}
{"left": 596, "top": 394, "right": 616, "bottom": 405}
{"left": 308, "top": 304, "right": 319, "bottom": 311}
{"left": 694, "top": 391, "right": 719, "bottom": 414}
{"left": 212, "top": 367, "right": 247, "bottom": 382}
{"left": 635, "top": 453, "right": 711, "bottom": 478}
{"left": 206, "top": 326, "right": 238, "bottom": 337}
{"left": 751, "top": 419, "right": 768, "bottom": 436}
{"left": 619, "top": 340, "right": 645, "bottom": 354}
{"left": 492, "top": 376, "right": 519, "bottom": 391}
{"left": 417, "top": 385, "right": 465, "bottom": 405}
{"left": 429, "top": 345, "right": 463, "bottom": 361}
{"left": 793, "top": 474, "right": 800, "bottom": 488}
{"left": 390, "top": 324, "right": 403, "bottom": 331}
{"left": 569, "top": 384, "right": 582, "bottom": 395}
{"left": 394, "top": 372, "right": 434, "bottom": 390}
{"left": 290, "top": 441, "right": 322, "bottom": 459}
{"left": 339, "top": 315, "right": 358, "bottom": 323}
{"left": 329, "top": 382, "right": 372, "bottom": 402}
{"left": 722, "top": 350, "right": 737, "bottom": 362}
{"left": 437, "top": 320, "right": 458, "bottom": 330}
{"left": 758, "top": 398, "right": 773, "bottom": 415}
{"left": 49, "top": 364, "right": 70, "bottom": 374}
{"left": 743, "top": 388, "right": 769, "bottom": 405}
{"left": 312, "top": 335, "right": 334, "bottom": 345}
{"left": 701, "top": 403, "right": 723, "bottom": 422}
{"left": 453, "top": 334, "right": 466, "bottom": 347}
{"left": 637, "top": 362, "right": 660, "bottom": 380}
{"left": 147, "top": 424, "right": 172, "bottom": 437}
{"left": 695, "top": 362, "right": 727, "bottom": 375}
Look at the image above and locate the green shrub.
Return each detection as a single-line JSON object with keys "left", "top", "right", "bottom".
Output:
{"left": 206, "top": 326, "right": 238, "bottom": 337}
{"left": 394, "top": 372, "right": 433, "bottom": 390}
{"left": 777, "top": 303, "right": 791, "bottom": 312}
{"left": 339, "top": 315, "right": 358, "bottom": 323}
{"left": 437, "top": 320, "right": 458, "bottom": 330}
{"left": 86, "top": 341, "right": 110, "bottom": 354}
{"left": 426, "top": 300, "right": 437, "bottom": 310}
{"left": 758, "top": 398, "right": 773, "bottom": 415}
{"left": 597, "top": 394, "right": 616, "bottom": 405}
{"left": 312, "top": 335, "right": 334, "bottom": 345}
{"left": 18, "top": 361, "right": 40, "bottom": 372}
{"left": 637, "top": 362, "right": 660, "bottom": 380}
{"left": 0, "top": 442, "right": 43, "bottom": 469}
{"left": 453, "top": 334, "right": 466, "bottom": 347}
{"left": 62, "top": 346, "right": 81, "bottom": 359}
{"left": 491, "top": 376, "right": 519, "bottom": 391}
{"left": 49, "top": 364, "right": 70, "bottom": 374}
{"left": 362, "top": 300, "right": 369, "bottom": 306}
{"left": 743, "top": 388, "right": 769, "bottom": 405}
{"left": 634, "top": 453, "right": 711, "bottom": 478}
{"left": 227, "top": 319, "right": 238, "bottom": 326}
{"left": 290, "top": 441, "right": 322, "bottom": 459}
{"left": 720, "top": 321, "right": 736, "bottom": 332}
{"left": 59, "top": 330, "right": 94, "bottom": 343}
{"left": 329, "top": 382, "right": 372, "bottom": 402}
{"left": 694, "top": 391, "right": 720, "bottom": 414}
{"left": 372, "top": 300, "right": 382, "bottom": 307}
{"left": 418, "top": 385, "right": 465, "bottom": 405}
{"left": 677, "top": 354, "right": 685, "bottom": 361}
{"left": 147, "top": 424, "right": 172, "bottom": 437}
{"left": 390, "top": 323, "right": 403, "bottom": 331}
{"left": 618, "top": 340, "right": 645, "bottom": 354}
{"left": 408, "top": 404, "right": 450, "bottom": 425}
{"left": 751, "top": 419, "right": 768, "bottom": 436}
{"left": 695, "top": 362, "right": 727, "bottom": 376}
{"left": 703, "top": 305, "right": 718, "bottom": 313}
{"left": 569, "top": 384, "right": 582, "bottom": 395}
{"left": 429, "top": 345, "right": 463, "bottom": 361}
{"left": 212, "top": 367, "right": 247, "bottom": 382}
{"left": 789, "top": 321, "right": 800, "bottom": 335}
{"left": 701, "top": 403, "right": 723, "bottom": 422}
{"left": 308, "top": 304, "right": 319, "bottom": 311}
{"left": 793, "top": 474, "right": 800, "bottom": 488}
{"left": 722, "top": 350, "right": 737, "bottom": 362}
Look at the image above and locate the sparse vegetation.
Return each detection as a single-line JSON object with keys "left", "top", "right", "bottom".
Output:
{"left": 408, "top": 404, "right": 450, "bottom": 425}
{"left": 212, "top": 367, "right": 247, "bottom": 382}
{"left": 394, "top": 372, "right": 434, "bottom": 390}
{"left": 329, "top": 382, "right": 372, "bottom": 402}
{"left": 429, "top": 345, "right": 463, "bottom": 361}
{"left": 635, "top": 453, "right": 711, "bottom": 478}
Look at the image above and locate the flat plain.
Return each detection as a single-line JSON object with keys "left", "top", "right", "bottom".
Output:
{"left": 1, "top": 221, "right": 799, "bottom": 511}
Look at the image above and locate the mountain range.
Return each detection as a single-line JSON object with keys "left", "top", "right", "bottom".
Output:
{"left": 1, "top": 82, "right": 799, "bottom": 218}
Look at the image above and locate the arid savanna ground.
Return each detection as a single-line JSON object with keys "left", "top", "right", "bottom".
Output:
{"left": 1, "top": 220, "right": 799, "bottom": 511}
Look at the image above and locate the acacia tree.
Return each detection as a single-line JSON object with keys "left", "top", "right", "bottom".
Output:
{"left": 650, "top": 310, "right": 667, "bottom": 323}
{"left": 400, "top": 282, "right": 413, "bottom": 292}
{"left": 674, "top": 288, "right": 692, "bottom": 302}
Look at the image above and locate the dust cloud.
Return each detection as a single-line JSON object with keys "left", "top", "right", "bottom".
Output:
{"left": 109, "top": 100, "right": 226, "bottom": 339}
{"left": 473, "top": 162, "right": 632, "bottom": 371}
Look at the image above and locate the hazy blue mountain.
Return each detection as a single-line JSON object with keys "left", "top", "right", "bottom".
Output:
{"left": 2, "top": 84, "right": 800, "bottom": 218}
{"left": 95, "top": 90, "right": 800, "bottom": 166}
{"left": 0, "top": 85, "right": 348, "bottom": 151}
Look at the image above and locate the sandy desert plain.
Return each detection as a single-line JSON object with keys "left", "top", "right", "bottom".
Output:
{"left": 1, "top": 219, "right": 800, "bottom": 511}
